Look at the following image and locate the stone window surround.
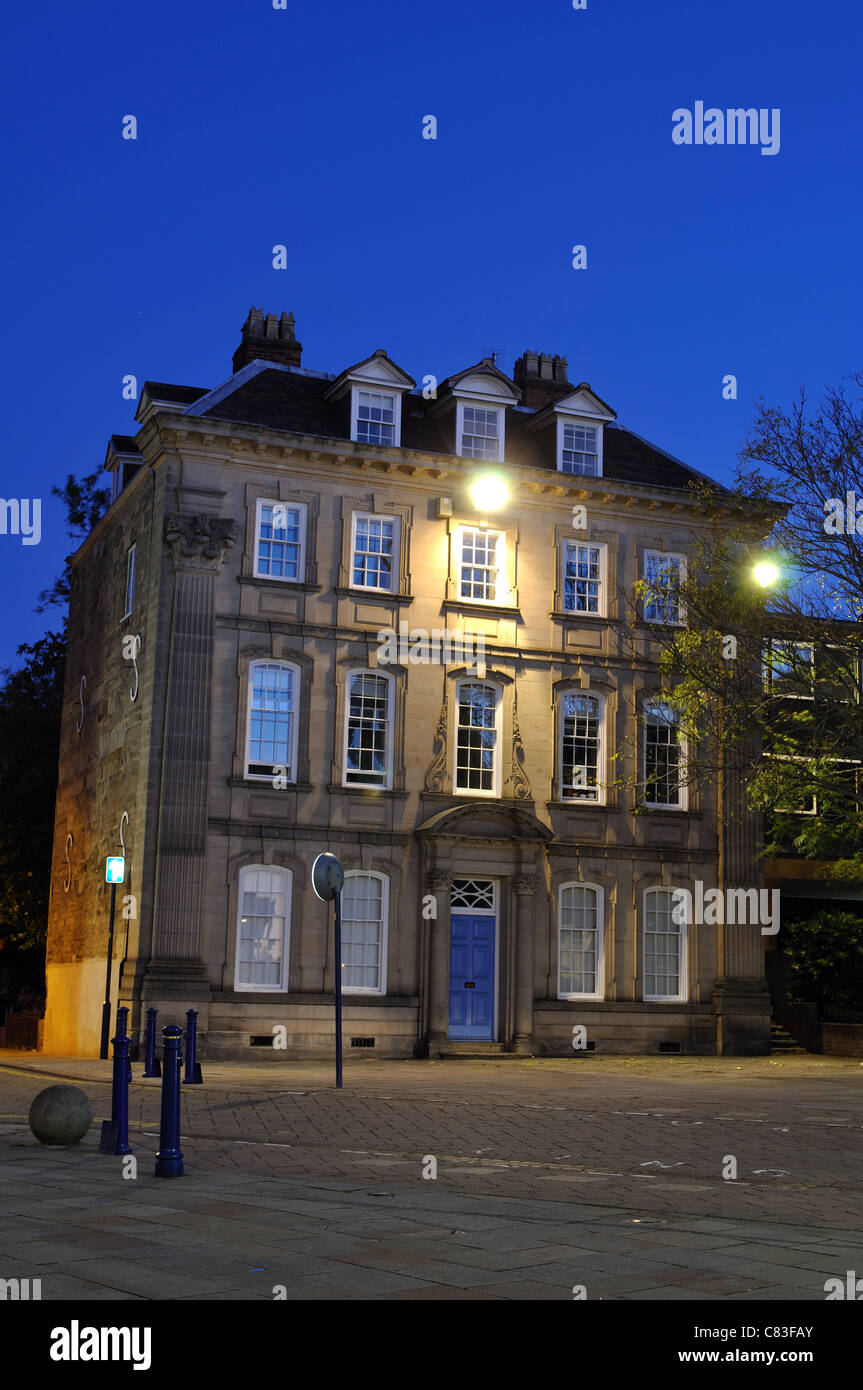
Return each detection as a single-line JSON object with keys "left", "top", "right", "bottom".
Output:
{"left": 336, "top": 492, "right": 413, "bottom": 598}
{"left": 331, "top": 654, "right": 408, "bottom": 791}
{"left": 242, "top": 481, "right": 320, "bottom": 589}
{"left": 233, "top": 645, "right": 315, "bottom": 786}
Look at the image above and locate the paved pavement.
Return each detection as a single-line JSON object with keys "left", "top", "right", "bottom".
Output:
{"left": 1, "top": 1051, "right": 861, "bottom": 1300}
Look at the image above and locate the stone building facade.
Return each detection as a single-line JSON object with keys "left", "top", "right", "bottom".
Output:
{"left": 43, "top": 309, "right": 771, "bottom": 1059}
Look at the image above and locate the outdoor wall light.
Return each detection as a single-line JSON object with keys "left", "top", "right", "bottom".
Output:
{"left": 470, "top": 473, "right": 509, "bottom": 511}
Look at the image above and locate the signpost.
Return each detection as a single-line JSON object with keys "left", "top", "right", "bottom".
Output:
{"left": 100, "top": 856, "right": 125, "bottom": 1060}
{"left": 312, "top": 852, "right": 345, "bottom": 1089}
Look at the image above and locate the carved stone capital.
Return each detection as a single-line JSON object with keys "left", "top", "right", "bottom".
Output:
{"left": 513, "top": 875, "right": 538, "bottom": 896}
{"left": 166, "top": 513, "right": 237, "bottom": 573}
{"left": 427, "top": 874, "right": 449, "bottom": 894}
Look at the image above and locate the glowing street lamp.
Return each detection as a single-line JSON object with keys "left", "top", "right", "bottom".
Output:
{"left": 470, "top": 472, "right": 509, "bottom": 512}
{"left": 753, "top": 560, "right": 780, "bottom": 588}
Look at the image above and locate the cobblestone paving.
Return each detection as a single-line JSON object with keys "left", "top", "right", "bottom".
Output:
{"left": 1, "top": 1053, "right": 861, "bottom": 1300}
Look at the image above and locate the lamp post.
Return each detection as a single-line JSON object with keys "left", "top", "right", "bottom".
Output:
{"left": 312, "top": 852, "right": 346, "bottom": 1089}
{"left": 100, "top": 856, "right": 125, "bottom": 1060}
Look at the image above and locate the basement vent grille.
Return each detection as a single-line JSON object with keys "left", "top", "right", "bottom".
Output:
{"left": 249, "top": 1035, "right": 275, "bottom": 1047}
{"left": 351, "top": 1037, "right": 376, "bottom": 1048}
{"left": 658, "top": 1042, "right": 681, "bottom": 1054}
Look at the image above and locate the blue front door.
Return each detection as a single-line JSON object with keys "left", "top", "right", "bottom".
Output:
{"left": 448, "top": 914, "right": 495, "bottom": 1039}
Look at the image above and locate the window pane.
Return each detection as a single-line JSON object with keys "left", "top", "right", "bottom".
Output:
{"left": 561, "top": 693, "right": 601, "bottom": 800}
{"left": 257, "top": 503, "right": 302, "bottom": 580}
{"left": 237, "top": 868, "right": 288, "bottom": 989}
{"left": 564, "top": 543, "right": 601, "bottom": 613}
{"left": 644, "top": 552, "right": 682, "bottom": 624}
{"left": 459, "top": 528, "right": 499, "bottom": 602}
{"left": 353, "top": 515, "right": 395, "bottom": 590}
{"left": 461, "top": 406, "right": 500, "bottom": 460}
{"left": 561, "top": 422, "right": 598, "bottom": 476}
{"left": 342, "top": 873, "right": 385, "bottom": 990}
{"left": 356, "top": 390, "right": 396, "bottom": 446}
{"left": 456, "top": 683, "right": 497, "bottom": 791}
{"left": 644, "top": 889, "right": 681, "bottom": 998}
{"left": 559, "top": 885, "right": 600, "bottom": 995}
{"left": 644, "top": 701, "right": 681, "bottom": 806}
{"left": 345, "top": 673, "right": 390, "bottom": 786}
{"left": 248, "top": 664, "right": 294, "bottom": 777}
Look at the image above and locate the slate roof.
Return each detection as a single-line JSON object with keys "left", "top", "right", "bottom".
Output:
{"left": 141, "top": 365, "right": 718, "bottom": 493}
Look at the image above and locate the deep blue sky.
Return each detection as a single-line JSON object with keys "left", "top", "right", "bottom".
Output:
{"left": 1, "top": 0, "right": 860, "bottom": 669}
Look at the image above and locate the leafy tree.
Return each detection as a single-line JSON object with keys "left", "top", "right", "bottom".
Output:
{"left": 0, "top": 473, "right": 109, "bottom": 1012}
{"left": 783, "top": 910, "right": 863, "bottom": 1023}
{"left": 624, "top": 374, "right": 863, "bottom": 876}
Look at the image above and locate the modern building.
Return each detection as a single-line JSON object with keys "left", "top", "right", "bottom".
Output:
{"left": 43, "top": 308, "right": 771, "bottom": 1059}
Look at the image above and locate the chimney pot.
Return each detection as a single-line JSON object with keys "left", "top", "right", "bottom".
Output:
{"left": 233, "top": 307, "right": 303, "bottom": 373}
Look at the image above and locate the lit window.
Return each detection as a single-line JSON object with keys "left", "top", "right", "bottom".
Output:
{"left": 455, "top": 681, "right": 499, "bottom": 794}
{"left": 344, "top": 672, "right": 392, "bottom": 788}
{"left": 560, "top": 422, "right": 598, "bottom": 475}
{"left": 459, "top": 405, "right": 501, "bottom": 461}
{"left": 355, "top": 390, "right": 396, "bottom": 446}
{"left": 563, "top": 542, "right": 603, "bottom": 614}
{"left": 643, "top": 887, "right": 686, "bottom": 1001}
{"left": 558, "top": 883, "right": 604, "bottom": 998}
{"left": 458, "top": 526, "right": 503, "bottom": 603}
{"left": 236, "top": 866, "right": 291, "bottom": 991}
{"left": 123, "top": 544, "right": 136, "bottom": 619}
{"left": 341, "top": 871, "right": 388, "bottom": 993}
{"left": 644, "top": 551, "right": 685, "bottom": 625}
{"left": 561, "top": 693, "right": 603, "bottom": 802}
{"left": 352, "top": 514, "right": 396, "bottom": 591}
{"left": 644, "top": 700, "right": 685, "bottom": 808}
{"left": 254, "top": 500, "right": 306, "bottom": 582}
{"left": 246, "top": 662, "right": 298, "bottom": 780}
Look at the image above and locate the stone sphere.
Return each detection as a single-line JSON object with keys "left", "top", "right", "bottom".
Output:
{"left": 28, "top": 1084, "right": 93, "bottom": 1146}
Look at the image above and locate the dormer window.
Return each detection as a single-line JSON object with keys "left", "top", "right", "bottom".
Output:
{"left": 353, "top": 389, "right": 398, "bottom": 447}
{"left": 560, "top": 421, "right": 599, "bottom": 476}
{"left": 323, "top": 348, "right": 415, "bottom": 450}
{"left": 458, "top": 404, "right": 503, "bottom": 462}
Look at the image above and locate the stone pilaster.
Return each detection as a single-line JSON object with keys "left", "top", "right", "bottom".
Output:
{"left": 146, "top": 514, "right": 236, "bottom": 996}
{"left": 426, "top": 873, "right": 450, "bottom": 1046}
{"left": 512, "top": 875, "right": 538, "bottom": 1051}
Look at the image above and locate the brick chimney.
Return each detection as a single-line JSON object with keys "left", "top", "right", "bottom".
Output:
{"left": 232, "top": 307, "right": 302, "bottom": 373}
{"left": 512, "top": 350, "right": 570, "bottom": 409}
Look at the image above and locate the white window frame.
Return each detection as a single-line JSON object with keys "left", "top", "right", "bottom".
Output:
{"left": 455, "top": 524, "right": 507, "bottom": 606}
{"left": 245, "top": 660, "right": 300, "bottom": 783}
{"left": 350, "top": 512, "right": 400, "bottom": 593}
{"left": 234, "top": 864, "right": 292, "bottom": 993}
{"left": 350, "top": 387, "right": 402, "bottom": 448}
{"left": 342, "top": 669, "right": 395, "bottom": 790}
{"left": 453, "top": 679, "right": 502, "bottom": 798}
{"left": 557, "top": 418, "right": 602, "bottom": 476}
{"left": 762, "top": 639, "right": 815, "bottom": 697}
{"left": 562, "top": 540, "right": 606, "bottom": 617}
{"left": 643, "top": 887, "right": 687, "bottom": 1002}
{"left": 341, "top": 870, "right": 389, "bottom": 995}
{"left": 456, "top": 401, "right": 504, "bottom": 462}
{"left": 557, "top": 882, "right": 605, "bottom": 1000}
{"left": 253, "top": 498, "right": 308, "bottom": 584}
{"left": 643, "top": 550, "right": 686, "bottom": 626}
{"left": 559, "top": 691, "right": 605, "bottom": 804}
{"left": 123, "top": 543, "right": 136, "bottom": 620}
{"left": 643, "top": 699, "right": 687, "bottom": 810}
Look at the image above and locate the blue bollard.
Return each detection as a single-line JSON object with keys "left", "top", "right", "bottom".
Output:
{"left": 112, "top": 1019, "right": 133, "bottom": 1156}
{"left": 183, "top": 1008, "right": 203, "bottom": 1084}
{"left": 99, "top": 1006, "right": 132, "bottom": 1155}
{"left": 143, "top": 1007, "right": 161, "bottom": 1078}
{"left": 154, "top": 1025, "right": 184, "bottom": 1177}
